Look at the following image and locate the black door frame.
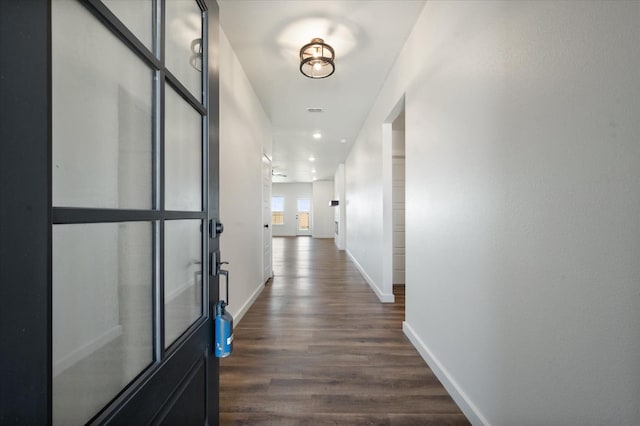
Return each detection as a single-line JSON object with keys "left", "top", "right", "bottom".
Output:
{"left": 0, "top": 0, "right": 52, "bottom": 423}
{"left": 0, "top": 0, "right": 220, "bottom": 423}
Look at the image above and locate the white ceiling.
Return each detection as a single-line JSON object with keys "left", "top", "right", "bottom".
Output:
{"left": 218, "top": 0, "right": 425, "bottom": 183}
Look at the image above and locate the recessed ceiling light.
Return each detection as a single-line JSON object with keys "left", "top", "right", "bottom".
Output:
{"left": 312, "top": 169, "right": 316, "bottom": 173}
{"left": 340, "top": 138, "right": 347, "bottom": 144}
{"left": 309, "top": 156, "right": 315, "bottom": 162}
{"left": 313, "top": 132, "right": 322, "bottom": 139}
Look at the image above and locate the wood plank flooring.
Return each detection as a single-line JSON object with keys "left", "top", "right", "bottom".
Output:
{"left": 219, "top": 237, "right": 469, "bottom": 425}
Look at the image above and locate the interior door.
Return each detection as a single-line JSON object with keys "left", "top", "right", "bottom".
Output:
{"left": 2, "top": 0, "right": 220, "bottom": 424}
{"left": 296, "top": 198, "right": 312, "bottom": 236}
{"left": 262, "top": 155, "right": 273, "bottom": 282}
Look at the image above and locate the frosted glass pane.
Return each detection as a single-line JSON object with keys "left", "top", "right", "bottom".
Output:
{"left": 166, "top": 0, "right": 202, "bottom": 99}
{"left": 103, "top": 0, "right": 153, "bottom": 51}
{"left": 165, "top": 220, "right": 203, "bottom": 348}
{"left": 165, "top": 84, "right": 202, "bottom": 211}
{"left": 52, "top": 222, "right": 153, "bottom": 425}
{"left": 52, "top": 0, "right": 152, "bottom": 209}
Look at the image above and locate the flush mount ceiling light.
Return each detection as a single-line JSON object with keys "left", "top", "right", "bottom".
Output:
{"left": 312, "top": 132, "right": 322, "bottom": 140}
{"left": 299, "top": 38, "right": 335, "bottom": 79}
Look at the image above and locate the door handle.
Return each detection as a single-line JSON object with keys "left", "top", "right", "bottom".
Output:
{"left": 219, "top": 268, "right": 229, "bottom": 305}
{"left": 216, "top": 260, "right": 228, "bottom": 276}
{"left": 264, "top": 224, "right": 269, "bottom": 228}
{"left": 217, "top": 261, "right": 230, "bottom": 304}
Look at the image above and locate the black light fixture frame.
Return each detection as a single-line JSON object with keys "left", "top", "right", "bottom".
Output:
{"left": 299, "top": 38, "right": 335, "bottom": 79}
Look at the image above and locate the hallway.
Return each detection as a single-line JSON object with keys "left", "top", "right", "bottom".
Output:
{"left": 219, "top": 237, "right": 469, "bottom": 425}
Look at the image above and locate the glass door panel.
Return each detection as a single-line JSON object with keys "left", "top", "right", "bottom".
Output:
{"left": 297, "top": 198, "right": 311, "bottom": 235}
{"left": 165, "top": 84, "right": 203, "bottom": 211}
{"left": 164, "top": 219, "right": 203, "bottom": 348}
{"left": 102, "top": 0, "right": 154, "bottom": 51}
{"left": 52, "top": 0, "right": 153, "bottom": 210}
{"left": 165, "top": 0, "right": 203, "bottom": 99}
{"left": 52, "top": 222, "right": 153, "bottom": 425}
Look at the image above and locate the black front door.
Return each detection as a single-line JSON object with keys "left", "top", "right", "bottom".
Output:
{"left": 0, "top": 0, "right": 221, "bottom": 424}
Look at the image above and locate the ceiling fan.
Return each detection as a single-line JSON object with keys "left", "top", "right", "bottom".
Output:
{"left": 272, "top": 169, "right": 287, "bottom": 178}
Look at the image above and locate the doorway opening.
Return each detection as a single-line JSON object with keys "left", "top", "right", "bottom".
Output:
{"left": 262, "top": 154, "right": 273, "bottom": 284}
{"left": 382, "top": 95, "right": 406, "bottom": 305}
{"left": 391, "top": 107, "right": 406, "bottom": 308}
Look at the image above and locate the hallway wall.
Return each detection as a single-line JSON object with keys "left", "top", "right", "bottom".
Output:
{"left": 345, "top": 125, "right": 385, "bottom": 298}
{"left": 312, "top": 180, "right": 335, "bottom": 238}
{"left": 220, "top": 29, "right": 272, "bottom": 323}
{"left": 333, "top": 164, "right": 346, "bottom": 250}
{"left": 345, "top": 1, "right": 640, "bottom": 424}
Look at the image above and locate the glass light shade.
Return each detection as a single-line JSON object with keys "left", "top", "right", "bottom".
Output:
{"left": 299, "top": 38, "right": 335, "bottom": 79}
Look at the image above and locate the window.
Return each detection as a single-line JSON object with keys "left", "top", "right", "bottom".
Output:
{"left": 272, "top": 196, "right": 284, "bottom": 225}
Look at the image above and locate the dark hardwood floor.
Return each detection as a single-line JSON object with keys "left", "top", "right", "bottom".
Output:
{"left": 219, "top": 237, "right": 469, "bottom": 425}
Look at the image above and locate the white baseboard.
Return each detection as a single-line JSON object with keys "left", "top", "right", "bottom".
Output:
{"left": 402, "top": 321, "right": 489, "bottom": 426}
{"left": 53, "top": 324, "right": 123, "bottom": 377}
{"left": 346, "top": 249, "right": 395, "bottom": 303}
{"left": 228, "top": 281, "right": 265, "bottom": 326}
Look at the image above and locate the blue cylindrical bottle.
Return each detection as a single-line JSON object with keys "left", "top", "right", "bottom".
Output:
{"left": 214, "top": 301, "right": 233, "bottom": 358}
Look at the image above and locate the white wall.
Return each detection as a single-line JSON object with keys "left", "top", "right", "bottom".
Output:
{"left": 345, "top": 124, "right": 385, "bottom": 299}
{"left": 271, "top": 183, "right": 312, "bottom": 236}
{"left": 220, "top": 29, "right": 272, "bottom": 323}
{"left": 334, "top": 164, "right": 346, "bottom": 250}
{"left": 346, "top": 1, "right": 640, "bottom": 425}
{"left": 312, "top": 180, "right": 335, "bottom": 238}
